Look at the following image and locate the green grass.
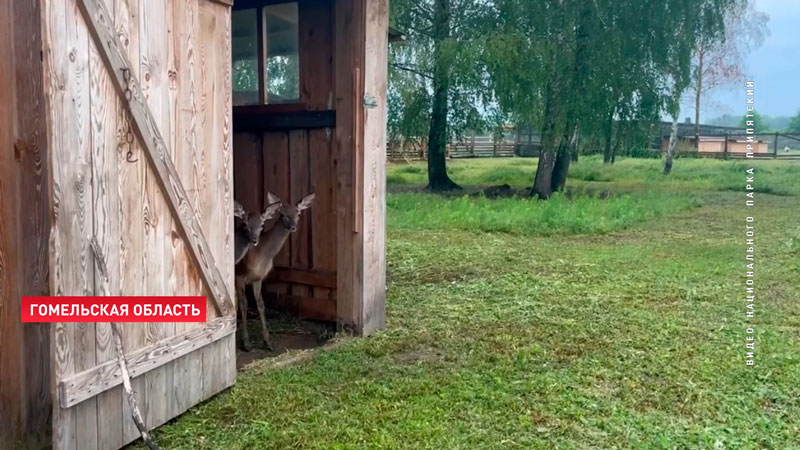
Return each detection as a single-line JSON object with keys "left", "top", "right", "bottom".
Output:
{"left": 145, "top": 156, "right": 800, "bottom": 449}
{"left": 388, "top": 191, "right": 699, "bottom": 235}
{"left": 388, "top": 155, "right": 800, "bottom": 197}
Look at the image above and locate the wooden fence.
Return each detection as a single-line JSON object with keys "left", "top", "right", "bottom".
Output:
{"left": 387, "top": 133, "right": 541, "bottom": 161}
{"left": 664, "top": 133, "right": 800, "bottom": 160}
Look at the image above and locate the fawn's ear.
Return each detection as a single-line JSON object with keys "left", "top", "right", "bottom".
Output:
{"left": 261, "top": 202, "right": 281, "bottom": 222}
{"left": 265, "top": 191, "right": 282, "bottom": 206}
{"left": 233, "top": 200, "right": 246, "bottom": 219}
{"left": 296, "top": 193, "right": 316, "bottom": 211}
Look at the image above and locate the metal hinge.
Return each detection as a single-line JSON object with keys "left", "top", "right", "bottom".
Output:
{"left": 363, "top": 94, "right": 378, "bottom": 109}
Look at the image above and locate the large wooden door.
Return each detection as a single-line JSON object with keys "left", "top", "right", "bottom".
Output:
{"left": 42, "top": 0, "right": 235, "bottom": 448}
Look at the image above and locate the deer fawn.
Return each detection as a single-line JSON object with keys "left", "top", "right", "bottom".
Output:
{"left": 235, "top": 192, "right": 315, "bottom": 351}
{"left": 233, "top": 199, "right": 281, "bottom": 264}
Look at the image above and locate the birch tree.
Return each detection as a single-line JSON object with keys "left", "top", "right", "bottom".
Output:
{"left": 690, "top": 3, "right": 769, "bottom": 144}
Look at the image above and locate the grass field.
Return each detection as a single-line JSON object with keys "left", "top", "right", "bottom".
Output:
{"left": 145, "top": 156, "right": 800, "bottom": 449}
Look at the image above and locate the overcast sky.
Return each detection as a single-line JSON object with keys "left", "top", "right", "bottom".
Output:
{"left": 688, "top": 0, "right": 800, "bottom": 120}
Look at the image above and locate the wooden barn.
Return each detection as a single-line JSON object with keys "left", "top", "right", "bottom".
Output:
{"left": 0, "top": 0, "right": 387, "bottom": 448}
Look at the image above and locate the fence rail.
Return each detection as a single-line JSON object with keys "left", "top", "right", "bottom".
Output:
{"left": 388, "top": 132, "right": 800, "bottom": 161}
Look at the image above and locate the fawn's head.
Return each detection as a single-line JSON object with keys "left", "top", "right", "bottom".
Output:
{"left": 235, "top": 200, "right": 282, "bottom": 245}
{"left": 267, "top": 192, "right": 315, "bottom": 233}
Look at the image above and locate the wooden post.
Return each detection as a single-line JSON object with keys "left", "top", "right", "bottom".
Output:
{"left": 724, "top": 133, "right": 729, "bottom": 160}
{"left": 774, "top": 132, "right": 779, "bottom": 158}
{"left": 334, "top": 0, "right": 387, "bottom": 336}
{"left": 257, "top": 6, "right": 266, "bottom": 104}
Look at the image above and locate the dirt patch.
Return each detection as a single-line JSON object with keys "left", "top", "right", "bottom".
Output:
{"left": 236, "top": 311, "right": 335, "bottom": 370}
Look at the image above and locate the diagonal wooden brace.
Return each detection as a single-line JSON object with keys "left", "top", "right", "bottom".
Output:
{"left": 77, "top": 0, "right": 233, "bottom": 316}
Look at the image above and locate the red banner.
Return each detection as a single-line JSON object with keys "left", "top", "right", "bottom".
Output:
{"left": 21, "top": 296, "right": 207, "bottom": 323}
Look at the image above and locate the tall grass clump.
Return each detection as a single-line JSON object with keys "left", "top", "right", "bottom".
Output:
{"left": 387, "top": 190, "right": 700, "bottom": 235}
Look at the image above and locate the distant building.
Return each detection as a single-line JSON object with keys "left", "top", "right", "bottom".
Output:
{"left": 655, "top": 122, "right": 769, "bottom": 155}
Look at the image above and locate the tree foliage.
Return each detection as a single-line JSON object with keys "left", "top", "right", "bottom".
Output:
{"left": 390, "top": 0, "right": 752, "bottom": 194}
{"left": 788, "top": 110, "right": 800, "bottom": 134}
{"left": 738, "top": 109, "right": 767, "bottom": 133}
{"left": 690, "top": 2, "right": 769, "bottom": 135}
{"left": 484, "top": 0, "right": 744, "bottom": 192}
{"left": 389, "top": 0, "right": 498, "bottom": 189}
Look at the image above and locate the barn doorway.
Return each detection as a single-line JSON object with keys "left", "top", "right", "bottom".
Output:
{"left": 229, "top": 0, "right": 388, "bottom": 367}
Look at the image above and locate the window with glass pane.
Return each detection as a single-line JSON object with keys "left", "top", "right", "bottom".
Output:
{"left": 231, "top": 9, "right": 259, "bottom": 106}
{"left": 263, "top": 3, "right": 299, "bottom": 104}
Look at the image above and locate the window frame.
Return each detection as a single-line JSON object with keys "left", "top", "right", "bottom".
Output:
{"left": 232, "top": 0, "right": 304, "bottom": 110}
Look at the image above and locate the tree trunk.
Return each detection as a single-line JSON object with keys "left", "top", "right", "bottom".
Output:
{"left": 664, "top": 114, "right": 679, "bottom": 175}
{"left": 532, "top": 147, "right": 556, "bottom": 199}
{"left": 551, "top": 125, "right": 578, "bottom": 192}
{"left": 569, "top": 125, "right": 580, "bottom": 162}
{"left": 603, "top": 109, "right": 614, "bottom": 164}
{"left": 531, "top": 80, "right": 561, "bottom": 199}
{"left": 426, "top": 0, "right": 459, "bottom": 191}
{"left": 694, "top": 51, "right": 703, "bottom": 149}
{"left": 550, "top": 144, "right": 571, "bottom": 193}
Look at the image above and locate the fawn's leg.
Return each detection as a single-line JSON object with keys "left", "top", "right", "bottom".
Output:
{"left": 252, "top": 279, "right": 274, "bottom": 351}
{"left": 236, "top": 277, "right": 251, "bottom": 351}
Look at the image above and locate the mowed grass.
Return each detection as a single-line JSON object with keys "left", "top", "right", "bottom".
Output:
{"left": 388, "top": 155, "right": 800, "bottom": 197}
{"left": 388, "top": 192, "right": 699, "bottom": 235}
{"left": 146, "top": 156, "right": 800, "bottom": 449}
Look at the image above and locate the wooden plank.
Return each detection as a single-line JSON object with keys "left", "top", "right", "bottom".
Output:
{"left": 309, "top": 129, "right": 336, "bottom": 300}
{"left": 90, "top": 0, "right": 125, "bottom": 444}
{"left": 71, "top": 0, "right": 100, "bottom": 436}
{"left": 110, "top": 0, "right": 149, "bottom": 442}
{"left": 233, "top": 132, "right": 264, "bottom": 214}
{"left": 269, "top": 294, "right": 337, "bottom": 322}
{"left": 16, "top": 17, "right": 53, "bottom": 450}
{"left": 4, "top": 0, "right": 52, "bottom": 446}
{"left": 0, "top": 0, "right": 22, "bottom": 444}
{"left": 76, "top": 0, "right": 234, "bottom": 316}
{"left": 334, "top": 0, "right": 387, "bottom": 335}
{"left": 54, "top": 0, "right": 97, "bottom": 448}
{"left": 218, "top": 1, "right": 235, "bottom": 305}
{"left": 289, "top": 130, "right": 312, "bottom": 298}
{"left": 58, "top": 316, "right": 235, "bottom": 409}
{"left": 197, "top": 0, "right": 235, "bottom": 321}
{"left": 268, "top": 268, "right": 337, "bottom": 290}
{"left": 360, "top": 0, "right": 388, "bottom": 335}
{"left": 199, "top": 0, "right": 236, "bottom": 400}
{"left": 140, "top": 0, "right": 172, "bottom": 431}
{"left": 334, "top": 0, "right": 363, "bottom": 334}
{"left": 262, "top": 131, "right": 291, "bottom": 297}
{"left": 172, "top": 0, "right": 205, "bottom": 419}
{"left": 256, "top": 1, "right": 265, "bottom": 105}
{"left": 232, "top": 109, "right": 336, "bottom": 131}
{"left": 163, "top": 0, "right": 183, "bottom": 426}
{"left": 299, "top": 0, "right": 336, "bottom": 301}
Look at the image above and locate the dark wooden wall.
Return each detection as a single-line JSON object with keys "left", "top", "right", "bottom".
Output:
{"left": 0, "top": 0, "right": 52, "bottom": 447}
{"left": 233, "top": 0, "right": 337, "bottom": 320}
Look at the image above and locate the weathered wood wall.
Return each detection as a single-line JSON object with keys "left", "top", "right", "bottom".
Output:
{"left": 40, "top": 0, "right": 235, "bottom": 448}
{"left": 0, "top": 0, "right": 53, "bottom": 447}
